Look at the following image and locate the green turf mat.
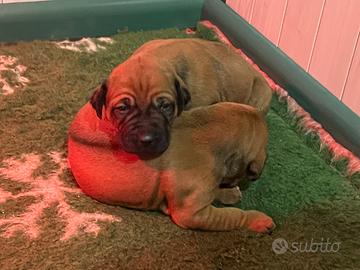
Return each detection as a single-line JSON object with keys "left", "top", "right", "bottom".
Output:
{"left": 0, "top": 29, "right": 359, "bottom": 269}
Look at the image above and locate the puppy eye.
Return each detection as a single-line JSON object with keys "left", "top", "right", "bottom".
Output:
{"left": 114, "top": 98, "right": 132, "bottom": 113}
{"left": 156, "top": 98, "right": 173, "bottom": 111}
{"left": 116, "top": 104, "right": 130, "bottom": 112}
{"left": 160, "top": 102, "right": 172, "bottom": 111}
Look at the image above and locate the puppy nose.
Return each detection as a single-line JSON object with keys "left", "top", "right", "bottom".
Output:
{"left": 139, "top": 133, "right": 155, "bottom": 146}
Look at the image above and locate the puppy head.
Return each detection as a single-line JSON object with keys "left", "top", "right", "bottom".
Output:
{"left": 89, "top": 56, "right": 190, "bottom": 158}
{"left": 219, "top": 151, "right": 267, "bottom": 189}
{"left": 217, "top": 105, "right": 268, "bottom": 188}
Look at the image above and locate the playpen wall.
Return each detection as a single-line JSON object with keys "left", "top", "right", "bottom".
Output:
{"left": 227, "top": 0, "right": 360, "bottom": 116}
{"left": 2, "top": 0, "right": 359, "bottom": 116}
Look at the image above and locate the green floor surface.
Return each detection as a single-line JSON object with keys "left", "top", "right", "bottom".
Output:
{"left": 0, "top": 28, "right": 359, "bottom": 270}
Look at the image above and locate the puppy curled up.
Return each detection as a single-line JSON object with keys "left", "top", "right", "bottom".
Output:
{"left": 68, "top": 102, "right": 275, "bottom": 233}
{"left": 90, "top": 38, "right": 273, "bottom": 158}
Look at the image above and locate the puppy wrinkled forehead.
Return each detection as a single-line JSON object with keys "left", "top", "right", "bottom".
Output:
{"left": 106, "top": 62, "right": 175, "bottom": 111}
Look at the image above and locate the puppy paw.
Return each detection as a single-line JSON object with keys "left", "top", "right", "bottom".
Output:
{"left": 246, "top": 210, "right": 275, "bottom": 233}
{"left": 216, "top": 187, "right": 242, "bottom": 205}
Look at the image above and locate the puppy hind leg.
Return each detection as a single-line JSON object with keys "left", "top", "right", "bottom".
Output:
{"left": 172, "top": 205, "right": 275, "bottom": 233}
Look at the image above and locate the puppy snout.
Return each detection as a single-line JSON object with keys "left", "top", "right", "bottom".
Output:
{"left": 121, "top": 122, "right": 169, "bottom": 158}
{"left": 138, "top": 132, "right": 157, "bottom": 146}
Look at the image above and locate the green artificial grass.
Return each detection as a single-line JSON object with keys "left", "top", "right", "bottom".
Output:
{"left": 0, "top": 28, "right": 359, "bottom": 269}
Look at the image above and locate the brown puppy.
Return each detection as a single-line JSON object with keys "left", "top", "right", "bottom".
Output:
{"left": 68, "top": 102, "right": 274, "bottom": 233}
{"left": 90, "top": 38, "right": 272, "bottom": 157}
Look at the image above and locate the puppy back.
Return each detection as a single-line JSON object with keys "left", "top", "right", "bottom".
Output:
{"left": 172, "top": 103, "right": 267, "bottom": 154}
{"left": 174, "top": 103, "right": 264, "bottom": 130}
{"left": 68, "top": 102, "right": 114, "bottom": 148}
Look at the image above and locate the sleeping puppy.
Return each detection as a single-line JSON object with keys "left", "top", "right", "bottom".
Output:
{"left": 68, "top": 102, "right": 274, "bottom": 233}
{"left": 90, "top": 38, "right": 272, "bottom": 158}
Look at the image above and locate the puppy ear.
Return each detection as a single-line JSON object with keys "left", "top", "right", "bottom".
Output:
{"left": 246, "top": 161, "right": 263, "bottom": 180}
{"left": 224, "top": 153, "right": 244, "bottom": 178}
{"left": 90, "top": 81, "right": 108, "bottom": 119}
{"left": 174, "top": 77, "right": 191, "bottom": 116}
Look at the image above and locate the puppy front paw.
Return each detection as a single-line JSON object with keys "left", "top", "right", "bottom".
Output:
{"left": 246, "top": 210, "right": 275, "bottom": 233}
{"left": 215, "top": 186, "right": 242, "bottom": 205}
